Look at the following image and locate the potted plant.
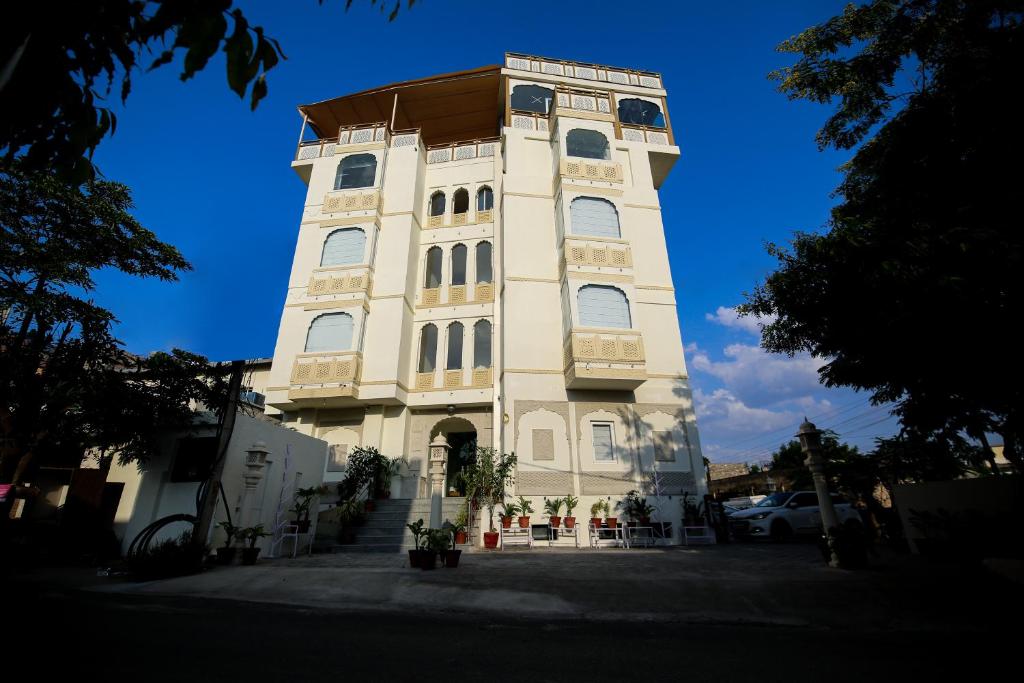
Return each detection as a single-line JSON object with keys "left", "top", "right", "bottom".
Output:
{"left": 498, "top": 501, "right": 518, "bottom": 530}
{"left": 406, "top": 518, "right": 426, "bottom": 568}
{"left": 516, "top": 495, "right": 533, "bottom": 528}
{"left": 422, "top": 528, "right": 450, "bottom": 570}
{"left": 215, "top": 521, "right": 240, "bottom": 565}
{"left": 452, "top": 508, "right": 469, "bottom": 545}
{"left": 439, "top": 525, "right": 462, "bottom": 568}
{"left": 544, "top": 497, "right": 563, "bottom": 528}
{"left": 618, "top": 490, "right": 641, "bottom": 527}
{"left": 462, "top": 446, "right": 517, "bottom": 549}
{"left": 563, "top": 495, "right": 579, "bottom": 529}
{"left": 291, "top": 485, "right": 328, "bottom": 533}
{"left": 636, "top": 497, "right": 654, "bottom": 525}
{"left": 335, "top": 498, "right": 364, "bottom": 544}
{"left": 604, "top": 497, "right": 618, "bottom": 529}
{"left": 239, "top": 524, "right": 270, "bottom": 565}
{"left": 590, "top": 499, "right": 608, "bottom": 528}
{"left": 375, "top": 456, "right": 404, "bottom": 499}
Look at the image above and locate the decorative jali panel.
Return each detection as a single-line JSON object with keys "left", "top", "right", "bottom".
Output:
{"left": 580, "top": 471, "right": 635, "bottom": 495}
{"left": 642, "top": 471, "right": 695, "bottom": 494}
{"left": 517, "top": 471, "right": 573, "bottom": 495}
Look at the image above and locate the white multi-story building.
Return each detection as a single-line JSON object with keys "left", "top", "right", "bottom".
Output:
{"left": 266, "top": 53, "right": 706, "bottom": 543}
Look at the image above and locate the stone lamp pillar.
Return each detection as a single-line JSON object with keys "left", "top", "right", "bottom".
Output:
{"left": 239, "top": 441, "right": 270, "bottom": 530}
{"left": 428, "top": 434, "right": 450, "bottom": 529}
{"left": 797, "top": 420, "right": 840, "bottom": 567}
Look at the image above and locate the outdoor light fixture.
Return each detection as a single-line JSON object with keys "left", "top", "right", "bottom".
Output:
{"left": 796, "top": 418, "right": 822, "bottom": 453}
{"left": 447, "top": 404, "right": 455, "bottom": 416}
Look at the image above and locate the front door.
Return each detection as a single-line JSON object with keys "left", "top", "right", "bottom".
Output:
{"left": 444, "top": 432, "right": 477, "bottom": 495}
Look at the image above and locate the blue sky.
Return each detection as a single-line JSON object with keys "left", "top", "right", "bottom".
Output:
{"left": 90, "top": 0, "right": 900, "bottom": 463}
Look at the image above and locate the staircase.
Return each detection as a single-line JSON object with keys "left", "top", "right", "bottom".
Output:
{"left": 332, "top": 497, "right": 476, "bottom": 553}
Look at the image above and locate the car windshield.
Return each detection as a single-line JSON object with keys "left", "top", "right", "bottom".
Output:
{"left": 755, "top": 493, "right": 791, "bottom": 508}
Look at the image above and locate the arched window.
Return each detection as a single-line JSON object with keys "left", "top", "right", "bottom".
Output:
{"left": 570, "top": 197, "right": 620, "bottom": 238}
{"left": 475, "top": 241, "right": 492, "bottom": 283}
{"left": 320, "top": 228, "right": 366, "bottom": 266}
{"left": 429, "top": 191, "right": 446, "bottom": 217}
{"left": 566, "top": 129, "right": 610, "bottom": 160}
{"left": 446, "top": 322, "right": 464, "bottom": 370}
{"left": 451, "top": 244, "right": 467, "bottom": 286}
{"left": 577, "top": 285, "right": 631, "bottom": 329}
{"left": 305, "top": 312, "right": 354, "bottom": 352}
{"left": 334, "top": 153, "right": 377, "bottom": 190}
{"left": 424, "top": 247, "right": 442, "bottom": 288}
{"left": 617, "top": 98, "right": 665, "bottom": 127}
{"left": 452, "top": 188, "right": 469, "bottom": 216}
{"left": 474, "top": 319, "right": 492, "bottom": 369}
{"left": 418, "top": 324, "right": 438, "bottom": 373}
{"left": 510, "top": 84, "right": 554, "bottom": 113}
{"left": 477, "top": 186, "right": 493, "bottom": 211}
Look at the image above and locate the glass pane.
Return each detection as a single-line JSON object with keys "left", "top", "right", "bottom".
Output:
{"left": 474, "top": 320, "right": 491, "bottom": 368}
{"left": 570, "top": 197, "right": 620, "bottom": 238}
{"left": 577, "top": 285, "right": 631, "bottom": 328}
{"left": 425, "top": 248, "right": 442, "bottom": 288}
{"left": 429, "top": 192, "right": 446, "bottom": 217}
{"left": 566, "top": 129, "right": 609, "bottom": 160}
{"left": 447, "top": 323, "right": 464, "bottom": 369}
{"left": 510, "top": 84, "right": 554, "bottom": 113}
{"left": 321, "top": 228, "right": 366, "bottom": 266}
{"left": 305, "top": 313, "right": 354, "bottom": 352}
{"left": 453, "top": 189, "right": 469, "bottom": 214}
{"left": 451, "top": 244, "right": 467, "bottom": 286}
{"left": 475, "top": 242, "right": 492, "bottom": 283}
{"left": 477, "top": 187, "right": 493, "bottom": 211}
{"left": 592, "top": 424, "right": 614, "bottom": 461}
{"left": 418, "top": 325, "right": 437, "bottom": 372}
{"left": 336, "top": 154, "right": 377, "bottom": 189}
{"left": 617, "top": 98, "right": 666, "bottom": 127}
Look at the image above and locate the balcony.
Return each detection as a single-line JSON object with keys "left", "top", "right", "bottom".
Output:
{"left": 307, "top": 271, "right": 372, "bottom": 297}
{"left": 563, "top": 238, "right": 632, "bottom": 269}
{"left": 563, "top": 330, "right": 646, "bottom": 390}
{"left": 320, "top": 188, "right": 381, "bottom": 215}
{"left": 295, "top": 122, "right": 389, "bottom": 162}
{"left": 551, "top": 87, "right": 614, "bottom": 122}
{"left": 559, "top": 158, "right": 624, "bottom": 183}
{"left": 416, "top": 366, "right": 493, "bottom": 391}
{"left": 425, "top": 208, "right": 493, "bottom": 229}
{"left": 505, "top": 53, "right": 663, "bottom": 90}
{"left": 418, "top": 282, "right": 495, "bottom": 308}
{"left": 620, "top": 124, "right": 671, "bottom": 146}
{"left": 288, "top": 352, "right": 362, "bottom": 402}
{"left": 426, "top": 138, "right": 499, "bottom": 165}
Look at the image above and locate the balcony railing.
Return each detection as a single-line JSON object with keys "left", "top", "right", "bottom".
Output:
{"left": 418, "top": 282, "right": 494, "bottom": 308}
{"left": 307, "top": 271, "right": 372, "bottom": 297}
{"left": 290, "top": 352, "right": 362, "bottom": 386}
{"left": 620, "top": 124, "right": 671, "bottom": 146}
{"left": 559, "top": 158, "right": 624, "bottom": 183}
{"left": 415, "top": 366, "right": 493, "bottom": 391}
{"left": 321, "top": 188, "right": 380, "bottom": 214}
{"left": 505, "top": 52, "right": 663, "bottom": 90}
{"left": 425, "top": 208, "right": 493, "bottom": 229}
{"left": 510, "top": 111, "right": 549, "bottom": 132}
{"left": 564, "top": 239, "right": 632, "bottom": 269}
{"left": 426, "top": 138, "right": 500, "bottom": 164}
{"left": 552, "top": 87, "right": 613, "bottom": 119}
{"left": 563, "top": 330, "right": 646, "bottom": 389}
{"left": 296, "top": 122, "right": 389, "bottom": 161}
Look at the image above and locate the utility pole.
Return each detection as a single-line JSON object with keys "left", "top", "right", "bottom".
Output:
{"left": 797, "top": 418, "right": 841, "bottom": 568}
{"left": 194, "top": 360, "right": 245, "bottom": 551}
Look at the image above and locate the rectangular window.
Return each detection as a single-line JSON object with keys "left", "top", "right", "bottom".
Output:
{"left": 328, "top": 444, "right": 348, "bottom": 472}
{"left": 652, "top": 431, "right": 675, "bottom": 461}
{"left": 592, "top": 423, "right": 614, "bottom": 462}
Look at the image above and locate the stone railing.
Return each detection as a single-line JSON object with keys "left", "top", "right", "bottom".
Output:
{"left": 505, "top": 52, "right": 663, "bottom": 90}
{"left": 563, "top": 331, "right": 645, "bottom": 367}
{"left": 620, "top": 125, "right": 671, "bottom": 146}
{"left": 390, "top": 129, "right": 420, "bottom": 148}
{"left": 337, "top": 122, "right": 387, "bottom": 146}
{"left": 559, "top": 158, "right": 624, "bottom": 183}
{"left": 290, "top": 352, "right": 362, "bottom": 385}
{"left": 510, "top": 112, "right": 550, "bottom": 132}
{"left": 472, "top": 367, "right": 493, "bottom": 387}
{"left": 425, "top": 209, "right": 493, "bottom": 229}
{"left": 419, "top": 282, "right": 495, "bottom": 308}
{"left": 307, "top": 271, "right": 372, "bottom": 297}
{"left": 564, "top": 239, "right": 632, "bottom": 268}
{"left": 415, "top": 366, "right": 493, "bottom": 391}
{"left": 296, "top": 137, "right": 338, "bottom": 160}
{"left": 321, "top": 189, "right": 380, "bottom": 214}
{"left": 552, "top": 88, "right": 613, "bottom": 119}
{"left": 426, "top": 138, "right": 500, "bottom": 164}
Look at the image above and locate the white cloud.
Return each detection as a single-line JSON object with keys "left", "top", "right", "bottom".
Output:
{"left": 688, "top": 341, "right": 824, "bottom": 408}
{"left": 704, "top": 306, "right": 775, "bottom": 335}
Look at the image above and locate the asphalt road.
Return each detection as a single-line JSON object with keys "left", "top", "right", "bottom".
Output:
{"left": 11, "top": 583, "right": 1014, "bottom": 682}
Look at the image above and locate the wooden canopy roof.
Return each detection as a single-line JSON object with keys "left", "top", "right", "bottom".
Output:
{"left": 298, "top": 65, "right": 502, "bottom": 146}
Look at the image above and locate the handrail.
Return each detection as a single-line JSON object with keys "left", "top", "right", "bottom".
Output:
{"left": 505, "top": 51, "right": 662, "bottom": 80}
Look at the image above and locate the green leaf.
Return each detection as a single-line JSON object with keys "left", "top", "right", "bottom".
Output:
{"left": 250, "top": 73, "right": 268, "bottom": 111}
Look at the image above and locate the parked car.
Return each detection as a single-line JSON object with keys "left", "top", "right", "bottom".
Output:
{"left": 728, "top": 491, "right": 862, "bottom": 541}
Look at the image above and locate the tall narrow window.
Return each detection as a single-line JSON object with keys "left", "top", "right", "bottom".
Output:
{"left": 452, "top": 188, "right": 469, "bottom": 215}
{"left": 446, "top": 322, "right": 464, "bottom": 370}
{"left": 334, "top": 153, "right": 377, "bottom": 190}
{"left": 429, "top": 191, "right": 446, "bottom": 217}
{"left": 424, "top": 247, "right": 442, "bottom": 288}
{"left": 617, "top": 98, "right": 665, "bottom": 127}
{"left": 305, "top": 313, "right": 354, "bottom": 352}
{"left": 570, "top": 198, "right": 620, "bottom": 238}
{"left": 577, "top": 285, "right": 631, "bottom": 329}
{"left": 592, "top": 424, "right": 615, "bottom": 462}
{"left": 566, "top": 129, "right": 610, "bottom": 160}
{"left": 418, "top": 324, "right": 437, "bottom": 373}
{"left": 474, "top": 319, "right": 492, "bottom": 369}
{"left": 477, "top": 186, "right": 493, "bottom": 211}
{"left": 510, "top": 84, "right": 554, "bottom": 113}
{"left": 475, "top": 241, "right": 492, "bottom": 283}
{"left": 320, "top": 228, "right": 366, "bottom": 266}
{"left": 451, "top": 244, "right": 467, "bottom": 286}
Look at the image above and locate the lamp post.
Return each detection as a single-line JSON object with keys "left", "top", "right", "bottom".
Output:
{"left": 428, "top": 434, "right": 450, "bottom": 529}
{"left": 239, "top": 441, "right": 270, "bottom": 529}
{"left": 797, "top": 419, "right": 840, "bottom": 568}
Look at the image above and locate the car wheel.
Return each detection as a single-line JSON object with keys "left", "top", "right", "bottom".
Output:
{"left": 769, "top": 519, "right": 793, "bottom": 542}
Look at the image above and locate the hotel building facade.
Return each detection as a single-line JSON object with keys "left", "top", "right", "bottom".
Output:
{"left": 265, "top": 53, "right": 706, "bottom": 543}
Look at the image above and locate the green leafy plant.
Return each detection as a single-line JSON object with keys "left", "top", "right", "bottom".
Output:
{"left": 543, "top": 497, "right": 563, "bottom": 517}
{"left": 617, "top": 490, "right": 641, "bottom": 518}
{"left": 461, "top": 446, "right": 517, "bottom": 532}
{"left": 290, "top": 485, "right": 329, "bottom": 523}
{"left": 337, "top": 446, "right": 387, "bottom": 501}
{"left": 516, "top": 495, "right": 534, "bottom": 516}
{"left": 563, "top": 495, "right": 579, "bottom": 518}
{"left": 453, "top": 508, "right": 468, "bottom": 532}
{"left": 238, "top": 524, "right": 270, "bottom": 549}
{"left": 498, "top": 501, "right": 519, "bottom": 520}
{"left": 406, "top": 518, "right": 427, "bottom": 551}
{"left": 426, "top": 528, "right": 451, "bottom": 554}
{"left": 127, "top": 529, "right": 207, "bottom": 579}
{"left": 590, "top": 499, "right": 609, "bottom": 518}
{"left": 217, "top": 521, "right": 240, "bottom": 549}
{"left": 375, "top": 457, "right": 405, "bottom": 497}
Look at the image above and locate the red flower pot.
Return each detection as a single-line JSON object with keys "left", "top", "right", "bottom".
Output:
{"left": 564, "top": 517, "right": 576, "bottom": 529}
{"left": 606, "top": 517, "right": 618, "bottom": 528}
{"left": 639, "top": 516, "right": 651, "bottom": 526}
{"left": 549, "top": 516, "right": 561, "bottom": 528}
{"left": 483, "top": 531, "right": 499, "bottom": 549}
{"left": 590, "top": 517, "right": 604, "bottom": 528}
{"left": 454, "top": 530, "right": 468, "bottom": 545}
{"left": 517, "top": 516, "right": 530, "bottom": 528}
{"left": 500, "top": 516, "right": 513, "bottom": 529}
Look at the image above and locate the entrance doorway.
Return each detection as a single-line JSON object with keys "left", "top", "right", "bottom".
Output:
{"left": 429, "top": 417, "right": 477, "bottom": 497}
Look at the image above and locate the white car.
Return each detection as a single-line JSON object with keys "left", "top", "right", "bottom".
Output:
{"left": 728, "top": 491, "right": 862, "bottom": 540}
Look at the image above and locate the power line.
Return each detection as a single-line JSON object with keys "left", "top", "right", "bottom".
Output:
{"left": 711, "top": 395, "right": 872, "bottom": 452}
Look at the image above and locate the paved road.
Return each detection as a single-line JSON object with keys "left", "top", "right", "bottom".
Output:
{"left": 9, "top": 582, "right": 1013, "bottom": 682}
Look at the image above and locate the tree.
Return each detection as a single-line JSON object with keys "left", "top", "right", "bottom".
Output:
{"left": 740, "top": 1, "right": 1024, "bottom": 472}
{"left": 1, "top": 0, "right": 415, "bottom": 182}
{"left": 0, "top": 163, "right": 225, "bottom": 489}
{"left": 768, "top": 430, "right": 861, "bottom": 490}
